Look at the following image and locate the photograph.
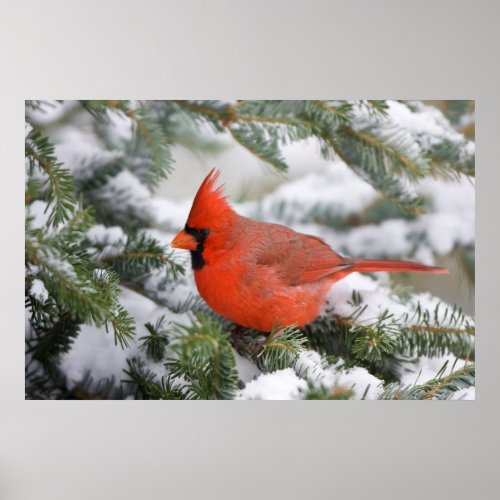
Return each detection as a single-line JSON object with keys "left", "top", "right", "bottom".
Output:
{"left": 25, "top": 99, "right": 475, "bottom": 400}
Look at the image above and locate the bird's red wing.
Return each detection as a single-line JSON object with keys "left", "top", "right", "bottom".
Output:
{"left": 296, "top": 234, "right": 352, "bottom": 283}
{"left": 256, "top": 226, "right": 350, "bottom": 285}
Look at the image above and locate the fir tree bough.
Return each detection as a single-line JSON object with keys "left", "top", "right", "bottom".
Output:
{"left": 165, "top": 313, "right": 239, "bottom": 400}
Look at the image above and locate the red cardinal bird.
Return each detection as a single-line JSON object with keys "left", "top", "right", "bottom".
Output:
{"left": 171, "top": 169, "right": 447, "bottom": 332}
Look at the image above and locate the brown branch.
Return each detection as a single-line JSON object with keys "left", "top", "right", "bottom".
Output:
{"left": 422, "top": 365, "right": 474, "bottom": 400}
{"left": 170, "top": 100, "right": 222, "bottom": 119}
{"left": 333, "top": 314, "right": 474, "bottom": 336}
{"left": 314, "top": 100, "right": 346, "bottom": 118}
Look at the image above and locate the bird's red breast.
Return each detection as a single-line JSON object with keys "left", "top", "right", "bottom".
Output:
{"left": 171, "top": 169, "right": 447, "bottom": 332}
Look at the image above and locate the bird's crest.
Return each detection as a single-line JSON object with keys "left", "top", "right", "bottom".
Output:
{"left": 186, "top": 168, "right": 234, "bottom": 228}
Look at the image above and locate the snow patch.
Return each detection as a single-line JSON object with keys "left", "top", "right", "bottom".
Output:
{"left": 254, "top": 162, "right": 379, "bottom": 224}
{"left": 86, "top": 225, "right": 126, "bottom": 246}
{"left": 236, "top": 368, "right": 307, "bottom": 400}
{"left": 450, "top": 387, "right": 475, "bottom": 400}
{"left": 59, "top": 287, "right": 192, "bottom": 390}
{"left": 398, "top": 354, "right": 469, "bottom": 386}
{"left": 30, "top": 279, "right": 48, "bottom": 302}
{"left": 234, "top": 352, "right": 262, "bottom": 384}
{"left": 294, "top": 350, "right": 384, "bottom": 400}
{"left": 26, "top": 200, "right": 50, "bottom": 230}
{"left": 386, "top": 101, "right": 465, "bottom": 148}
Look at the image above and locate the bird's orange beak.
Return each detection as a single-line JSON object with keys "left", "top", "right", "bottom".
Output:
{"left": 171, "top": 229, "right": 198, "bottom": 251}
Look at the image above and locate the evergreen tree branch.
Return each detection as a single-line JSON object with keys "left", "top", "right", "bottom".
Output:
{"left": 299, "top": 381, "right": 355, "bottom": 400}
{"left": 305, "top": 100, "right": 351, "bottom": 127}
{"left": 170, "top": 99, "right": 227, "bottom": 120}
{"left": 124, "top": 107, "right": 175, "bottom": 186}
{"left": 140, "top": 315, "right": 170, "bottom": 362}
{"left": 379, "top": 362, "right": 475, "bottom": 400}
{"left": 27, "top": 229, "right": 136, "bottom": 348}
{"left": 228, "top": 124, "right": 288, "bottom": 172}
{"left": 428, "top": 139, "right": 475, "bottom": 177}
{"left": 57, "top": 204, "right": 95, "bottom": 243}
{"left": 123, "top": 357, "right": 189, "bottom": 400}
{"left": 105, "top": 304, "right": 135, "bottom": 349}
{"left": 366, "top": 100, "right": 390, "bottom": 116}
{"left": 80, "top": 100, "right": 175, "bottom": 187}
{"left": 338, "top": 125, "right": 427, "bottom": 180}
{"left": 165, "top": 313, "right": 239, "bottom": 400}
{"left": 96, "top": 233, "right": 185, "bottom": 280}
{"left": 168, "top": 100, "right": 228, "bottom": 132}
{"left": 321, "top": 135, "right": 425, "bottom": 215}
{"left": 25, "top": 297, "right": 81, "bottom": 377}
{"left": 256, "top": 324, "right": 307, "bottom": 371}
{"left": 305, "top": 297, "right": 474, "bottom": 370}
{"left": 25, "top": 130, "right": 77, "bottom": 226}
{"left": 26, "top": 234, "right": 109, "bottom": 324}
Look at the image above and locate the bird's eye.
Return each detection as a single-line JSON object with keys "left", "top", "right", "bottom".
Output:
{"left": 201, "top": 228, "right": 210, "bottom": 237}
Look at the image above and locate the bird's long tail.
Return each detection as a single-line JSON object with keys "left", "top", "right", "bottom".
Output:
{"left": 347, "top": 258, "right": 448, "bottom": 274}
